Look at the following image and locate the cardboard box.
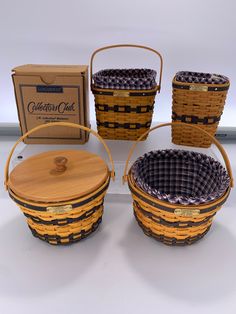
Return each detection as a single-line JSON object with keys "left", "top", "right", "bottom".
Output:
{"left": 12, "top": 64, "right": 90, "bottom": 144}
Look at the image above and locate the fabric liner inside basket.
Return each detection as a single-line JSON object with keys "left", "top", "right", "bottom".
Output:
{"left": 93, "top": 68, "right": 157, "bottom": 90}
{"left": 131, "top": 149, "right": 230, "bottom": 205}
{"left": 175, "top": 71, "right": 229, "bottom": 84}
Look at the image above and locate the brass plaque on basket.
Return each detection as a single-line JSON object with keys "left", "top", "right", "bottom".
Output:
{"left": 174, "top": 208, "right": 200, "bottom": 217}
{"left": 189, "top": 85, "right": 208, "bottom": 92}
{"left": 46, "top": 204, "right": 73, "bottom": 214}
{"left": 113, "top": 91, "right": 130, "bottom": 97}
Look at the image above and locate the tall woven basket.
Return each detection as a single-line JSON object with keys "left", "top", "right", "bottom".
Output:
{"left": 90, "top": 44, "right": 163, "bottom": 141}
{"left": 172, "top": 71, "right": 230, "bottom": 148}
{"left": 5, "top": 122, "right": 115, "bottom": 245}
{"left": 123, "top": 122, "right": 233, "bottom": 246}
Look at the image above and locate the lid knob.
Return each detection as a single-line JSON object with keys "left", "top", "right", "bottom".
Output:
{"left": 54, "top": 156, "right": 68, "bottom": 173}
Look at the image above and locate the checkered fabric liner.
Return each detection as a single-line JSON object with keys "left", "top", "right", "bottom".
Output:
{"left": 93, "top": 68, "right": 157, "bottom": 90}
{"left": 175, "top": 71, "right": 229, "bottom": 85}
{"left": 131, "top": 149, "right": 230, "bottom": 205}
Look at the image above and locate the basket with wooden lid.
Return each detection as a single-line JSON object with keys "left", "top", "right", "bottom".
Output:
{"left": 90, "top": 44, "right": 163, "bottom": 141}
{"left": 123, "top": 122, "right": 233, "bottom": 246}
{"left": 172, "top": 71, "right": 230, "bottom": 148}
{"left": 4, "top": 122, "right": 115, "bottom": 245}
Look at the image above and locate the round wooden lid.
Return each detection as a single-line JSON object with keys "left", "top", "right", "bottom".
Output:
{"left": 8, "top": 150, "right": 109, "bottom": 202}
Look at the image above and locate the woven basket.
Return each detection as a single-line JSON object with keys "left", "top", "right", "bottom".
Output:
{"left": 123, "top": 122, "right": 233, "bottom": 246}
{"left": 90, "top": 44, "right": 163, "bottom": 140}
{"left": 172, "top": 71, "right": 230, "bottom": 148}
{"left": 5, "top": 122, "right": 115, "bottom": 245}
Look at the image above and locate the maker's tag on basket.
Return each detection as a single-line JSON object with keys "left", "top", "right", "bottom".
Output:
{"left": 189, "top": 85, "right": 208, "bottom": 92}
{"left": 174, "top": 208, "right": 200, "bottom": 217}
{"left": 113, "top": 91, "right": 130, "bottom": 97}
{"left": 46, "top": 205, "right": 73, "bottom": 214}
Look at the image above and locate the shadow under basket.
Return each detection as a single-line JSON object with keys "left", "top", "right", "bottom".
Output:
{"left": 4, "top": 122, "right": 115, "bottom": 245}
{"left": 124, "top": 122, "right": 233, "bottom": 246}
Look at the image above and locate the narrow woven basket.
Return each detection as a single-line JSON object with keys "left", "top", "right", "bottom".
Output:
{"left": 123, "top": 122, "right": 233, "bottom": 246}
{"left": 90, "top": 44, "right": 163, "bottom": 140}
{"left": 172, "top": 72, "right": 230, "bottom": 148}
{"left": 4, "top": 122, "right": 115, "bottom": 245}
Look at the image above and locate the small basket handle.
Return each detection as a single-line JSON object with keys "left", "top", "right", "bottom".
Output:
{"left": 123, "top": 122, "right": 234, "bottom": 188}
{"left": 4, "top": 122, "right": 115, "bottom": 190}
{"left": 90, "top": 44, "right": 163, "bottom": 93}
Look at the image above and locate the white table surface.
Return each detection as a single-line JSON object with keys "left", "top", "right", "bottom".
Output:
{"left": 0, "top": 129, "right": 236, "bottom": 314}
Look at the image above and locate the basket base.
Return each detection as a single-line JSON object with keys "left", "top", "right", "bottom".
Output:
{"left": 28, "top": 217, "right": 102, "bottom": 245}
{"left": 134, "top": 212, "right": 211, "bottom": 246}
{"left": 172, "top": 136, "right": 212, "bottom": 149}
{"left": 97, "top": 127, "right": 149, "bottom": 141}
{"left": 171, "top": 123, "right": 218, "bottom": 148}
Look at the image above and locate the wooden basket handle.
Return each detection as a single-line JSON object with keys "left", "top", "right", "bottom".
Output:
{"left": 4, "top": 122, "right": 115, "bottom": 190}
{"left": 90, "top": 44, "right": 163, "bottom": 93}
{"left": 123, "top": 122, "right": 234, "bottom": 188}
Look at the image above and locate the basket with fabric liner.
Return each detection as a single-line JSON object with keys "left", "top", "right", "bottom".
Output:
{"left": 90, "top": 44, "right": 163, "bottom": 140}
{"left": 4, "top": 122, "right": 115, "bottom": 245}
{"left": 172, "top": 71, "right": 230, "bottom": 148}
{"left": 123, "top": 122, "right": 233, "bottom": 246}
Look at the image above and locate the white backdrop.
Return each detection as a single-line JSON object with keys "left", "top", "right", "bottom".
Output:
{"left": 0, "top": 0, "right": 236, "bottom": 126}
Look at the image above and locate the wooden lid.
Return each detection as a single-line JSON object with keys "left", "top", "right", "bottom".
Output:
{"left": 8, "top": 150, "right": 109, "bottom": 203}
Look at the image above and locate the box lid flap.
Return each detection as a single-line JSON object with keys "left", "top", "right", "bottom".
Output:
{"left": 12, "top": 64, "right": 88, "bottom": 76}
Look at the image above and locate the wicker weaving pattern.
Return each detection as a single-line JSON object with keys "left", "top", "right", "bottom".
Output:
{"left": 90, "top": 44, "right": 163, "bottom": 140}
{"left": 94, "top": 91, "right": 155, "bottom": 140}
{"left": 128, "top": 168, "right": 228, "bottom": 246}
{"left": 9, "top": 177, "right": 109, "bottom": 245}
{"left": 134, "top": 200, "right": 216, "bottom": 228}
{"left": 124, "top": 122, "right": 233, "bottom": 246}
{"left": 5, "top": 122, "right": 115, "bottom": 245}
{"left": 134, "top": 210, "right": 212, "bottom": 246}
{"left": 29, "top": 218, "right": 102, "bottom": 245}
{"left": 27, "top": 210, "right": 103, "bottom": 245}
{"left": 172, "top": 74, "right": 230, "bottom": 148}
{"left": 131, "top": 150, "right": 230, "bottom": 205}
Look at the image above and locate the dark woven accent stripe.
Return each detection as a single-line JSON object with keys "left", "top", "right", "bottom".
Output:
{"left": 172, "top": 112, "right": 221, "bottom": 125}
{"left": 172, "top": 82, "right": 229, "bottom": 92}
{"left": 29, "top": 217, "right": 102, "bottom": 245}
{"left": 9, "top": 177, "right": 110, "bottom": 212}
{"left": 128, "top": 178, "right": 229, "bottom": 214}
{"left": 134, "top": 211, "right": 211, "bottom": 246}
{"left": 92, "top": 89, "right": 157, "bottom": 96}
{"left": 97, "top": 120, "right": 151, "bottom": 129}
{"left": 95, "top": 103, "right": 154, "bottom": 113}
{"left": 134, "top": 201, "right": 215, "bottom": 228}
{"left": 24, "top": 203, "right": 103, "bottom": 226}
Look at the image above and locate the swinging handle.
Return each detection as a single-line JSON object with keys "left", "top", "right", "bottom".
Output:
{"left": 123, "top": 122, "right": 234, "bottom": 188}
{"left": 4, "top": 122, "right": 115, "bottom": 190}
{"left": 90, "top": 44, "right": 163, "bottom": 93}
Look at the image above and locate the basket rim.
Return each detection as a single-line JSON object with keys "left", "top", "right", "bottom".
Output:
{"left": 172, "top": 77, "right": 230, "bottom": 88}
{"left": 93, "top": 68, "right": 157, "bottom": 74}
{"left": 91, "top": 84, "right": 159, "bottom": 93}
{"left": 130, "top": 149, "right": 230, "bottom": 206}
{"left": 128, "top": 171, "right": 230, "bottom": 213}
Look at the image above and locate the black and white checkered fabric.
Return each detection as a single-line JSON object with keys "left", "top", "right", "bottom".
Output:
{"left": 93, "top": 68, "right": 157, "bottom": 90}
{"left": 175, "top": 71, "right": 229, "bottom": 85}
{"left": 131, "top": 149, "right": 230, "bottom": 205}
